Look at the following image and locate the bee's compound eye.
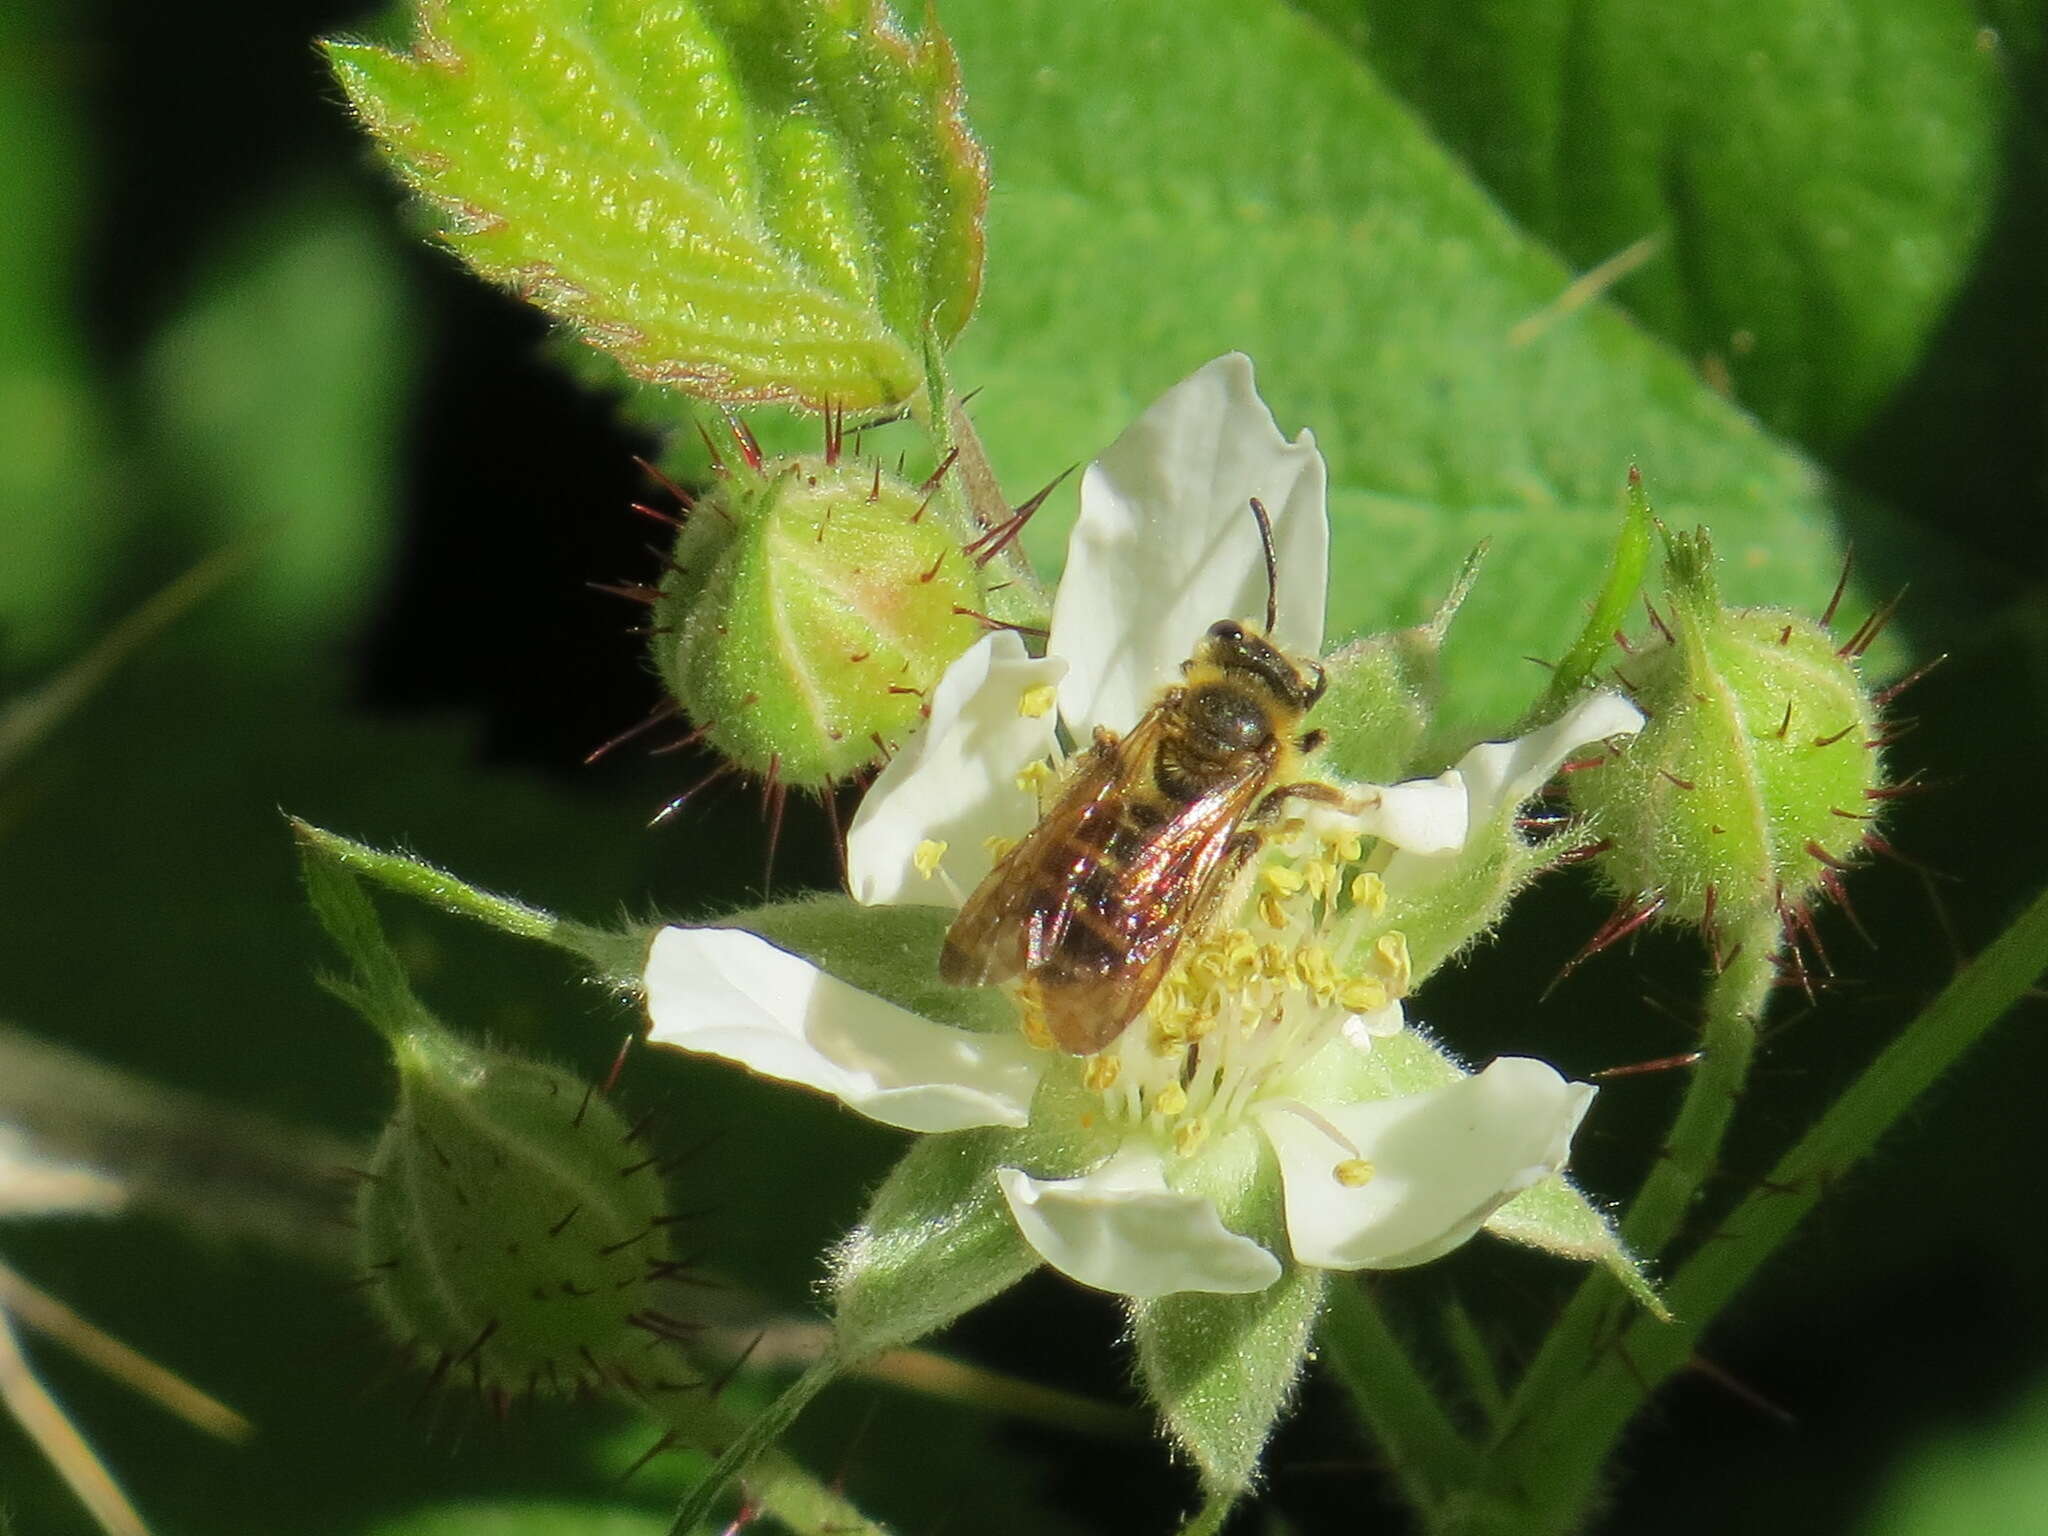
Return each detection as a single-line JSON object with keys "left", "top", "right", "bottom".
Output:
{"left": 1207, "top": 620, "right": 1244, "bottom": 642}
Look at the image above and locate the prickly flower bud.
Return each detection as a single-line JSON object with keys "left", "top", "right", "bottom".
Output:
{"left": 301, "top": 851, "right": 685, "bottom": 1401}
{"left": 1566, "top": 527, "right": 1890, "bottom": 933}
{"left": 355, "top": 1031, "right": 679, "bottom": 1398}
{"left": 650, "top": 440, "right": 996, "bottom": 789}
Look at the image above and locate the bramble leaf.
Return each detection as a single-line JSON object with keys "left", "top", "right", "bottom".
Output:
{"left": 327, "top": 0, "right": 986, "bottom": 411}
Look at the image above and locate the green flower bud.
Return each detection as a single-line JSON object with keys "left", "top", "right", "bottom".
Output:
{"left": 356, "top": 1031, "right": 683, "bottom": 1399}
{"left": 650, "top": 441, "right": 994, "bottom": 789}
{"left": 1566, "top": 528, "right": 1889, "bottom": 935}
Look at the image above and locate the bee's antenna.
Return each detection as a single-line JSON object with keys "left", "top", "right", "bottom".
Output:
{"left": 1248, "top": 497, "right": 1279, "bottom": 634}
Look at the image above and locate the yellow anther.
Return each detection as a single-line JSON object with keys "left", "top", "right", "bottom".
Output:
{"left": 1151, "top": 1082, "right": 1189, "bottom": 1117}
{"left": 912, "top": 839, "right": 949, "bottom": 878}
{"left": 1261, "top": 864, "right": 1306, "bottom": 897}
{"left": 1332, "top": 1158, "right": 1375, "bottom": 1188}
{"left": 981, "top": 834, "right": 1018, "bottom": 862}
{"left": 1260, "top": 943, "right": 1292, "bottom": 976}
{"left": 1373, "top": 931, "right": 1413, "bottom": 996}
{"left": 1350, "top": 871, "right": 1387, "bottom": 914}
{"left": 1083, "top": 1054, "right": 1122, "bottom": 1091}
{"left": 1303, "top": 858, "right": 1336, "bottom": 901}
{"left": 1339, "top": 977, "right": 1389, "bottom": 1015}
{"left": 1182, "top": 1009, "right": 1217, "bottom": 1041}
{"left": 1327, "top": 829, "right": 1365, "bottom": 864}
{"left": 1173, "top": 1117, "right": 1211, "bottom": 1157}
{"left": 1015, "top": 759, "right": 1054, "bottom": 795}
{"left": 1017, "top": 682, "right": 1058, "bottom": 718}
{"left": 1258, "top": 892, "right": 1289, "bottom": 931}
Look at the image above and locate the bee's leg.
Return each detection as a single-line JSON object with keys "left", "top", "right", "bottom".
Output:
{"left": 1297, "top": 728, "right": 1327, "bottom": 754}
{"left": 1269, "top": 780, "right": 1350, "bottom": 811}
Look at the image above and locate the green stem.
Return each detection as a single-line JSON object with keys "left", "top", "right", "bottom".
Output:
{"left": 630, "top": 1358, "right": 892, "bottom": 1536}
{"left": 1473, "top": 912, "right": 1774, "bottom": 1516}
{"left": 1321, "top": 1279, "right": 1482, "bottom": 1516}
{"left": 1474, "top": 882, "right": 2048, "bottom": 1534}
{"left": 665, "top": 1353, "right": 845, "bottom": 1536}
{"left": 1172, "top": 1492, "right": 1236, "bottom": 1536}
{"left": 746, "top": 1448, "right": 893, "bottom": 1536}
{"left": 1620, "top": 911, "right": 1775, "bottom": 1257}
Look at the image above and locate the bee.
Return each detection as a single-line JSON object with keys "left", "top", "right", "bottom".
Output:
{"left": 939, "top": 499, "right": 1344, "bottom": 1054}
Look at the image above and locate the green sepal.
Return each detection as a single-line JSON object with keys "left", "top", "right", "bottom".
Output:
{"left": 1528, "top": 471, "right": 1655, "bottom": 727}
{"left": 1126, "top": 1130, "right": 1323, "bottom": 1500}
{"left": 1131, "top": 1261, "right": 1328, "bottom": 1501}
{"left": 730, "top": 894, "right": 1012, "bottom": 1033}
{"left": 827, "top": 1127, "right": 1041, "bottom": 1359}
{"left": 1485, "top": 1175, "right": 1670, "bottom": 1323}
{"left": 291, "top": 819, "right": 647, "bottom": 984}
{"left": 1312, "top": 544, "right": 1483, "bottom": 786}
{"left": 326, "top": 0, "right": 985, "bottom": 410}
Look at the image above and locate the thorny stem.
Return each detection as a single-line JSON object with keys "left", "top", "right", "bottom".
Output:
{"left": 632, "top": 1360, "right": 893, "bottom": 1536}
{"left": 1442, "top": 884, "right": 2048, "bottom": 1535}
{"left": 663, "top": 1352, "right": 845, "bottom": 1536}
{"left": 1436, "top": 912, "right": 1774, "bottom": 1535}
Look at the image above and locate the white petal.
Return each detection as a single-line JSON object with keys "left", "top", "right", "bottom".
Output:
{"left": 1382, "top": 692, "right": 1643, "bottom": 887}
{"left": 996, "top": 1146, "right": 1282, "bottom": 1298}
{"left": 1452, "top": 691, "right": 1644, "bottom": 832}
{"left": 1049, "top": 354, "right": 1328, "bottom": 736}
{"left": 1259, "top": 1058, "right": 1595, "bottom": 1270}
{"left": 643, "top": 927, "right": 1045, "bottom": 1132}
{"left": 1340, "top": 773, "right": 1470, "bottom": 855}
{"left": 846, "top": 633, "right": 1067, "bottom": 908}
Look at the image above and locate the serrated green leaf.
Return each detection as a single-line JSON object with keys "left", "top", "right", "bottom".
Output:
{"left": 933, "top": 0, "right": 1950, "bottom": 737}
{"left": 1299, "top": 0, "right": 2009, "bottom": 450}
{"left": 328, "top": 0, "right": 985, "bottom": 411}
{"left": 1131, "top": 1267, "right": 1328, "bottom": 1499}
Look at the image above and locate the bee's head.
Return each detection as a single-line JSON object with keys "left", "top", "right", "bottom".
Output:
{"left": 1194, "top": 619, "right": 1326, "bottom": 711}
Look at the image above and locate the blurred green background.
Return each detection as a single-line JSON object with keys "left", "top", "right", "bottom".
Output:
{"left": 1, "top": 0, "right": 2044, "bottom": 1532}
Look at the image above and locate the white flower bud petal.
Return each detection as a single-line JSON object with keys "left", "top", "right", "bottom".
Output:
{"left": 996, "top": 1147, "right": 1282, "bottom": 1298}
{"left": 1259, "top": 1058, "right": 1594, "bottom": 1270}
{"left": 847, "top": 633, "right": 1067, "bottom": 908}
{"left": 1050, "top": 354, "right": 1328, "bottom": 736}
{"left": 1347, "top": 772, "right": 1469, "bottom": 855}
{"left": 1455, "top": 691, "right": 1646, "bottom": 833}
{"left": 644, "top": 927, "right": 1045, "bottom": 1132}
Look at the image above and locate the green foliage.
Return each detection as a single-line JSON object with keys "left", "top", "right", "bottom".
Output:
{"left": 933, "top": 0, "right": 1933, "bottom": 736}
{"left": 1863, "top": 1377, "right": 2048, "bottom": 1536}
{"left": 1300, "top": 0, "right": 2010, "bottom": 450}
{"left": 327, "top": 0, "right": 986, "bottom": 411}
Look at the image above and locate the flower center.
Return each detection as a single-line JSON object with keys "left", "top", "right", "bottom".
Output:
{"left": 1084, "top": 821, "right": 1412, "bottom": 1156}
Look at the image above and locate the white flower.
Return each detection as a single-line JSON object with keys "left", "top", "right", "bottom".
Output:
{"left": 644, "top": 355, "right": 1642, "bottom": 1298}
